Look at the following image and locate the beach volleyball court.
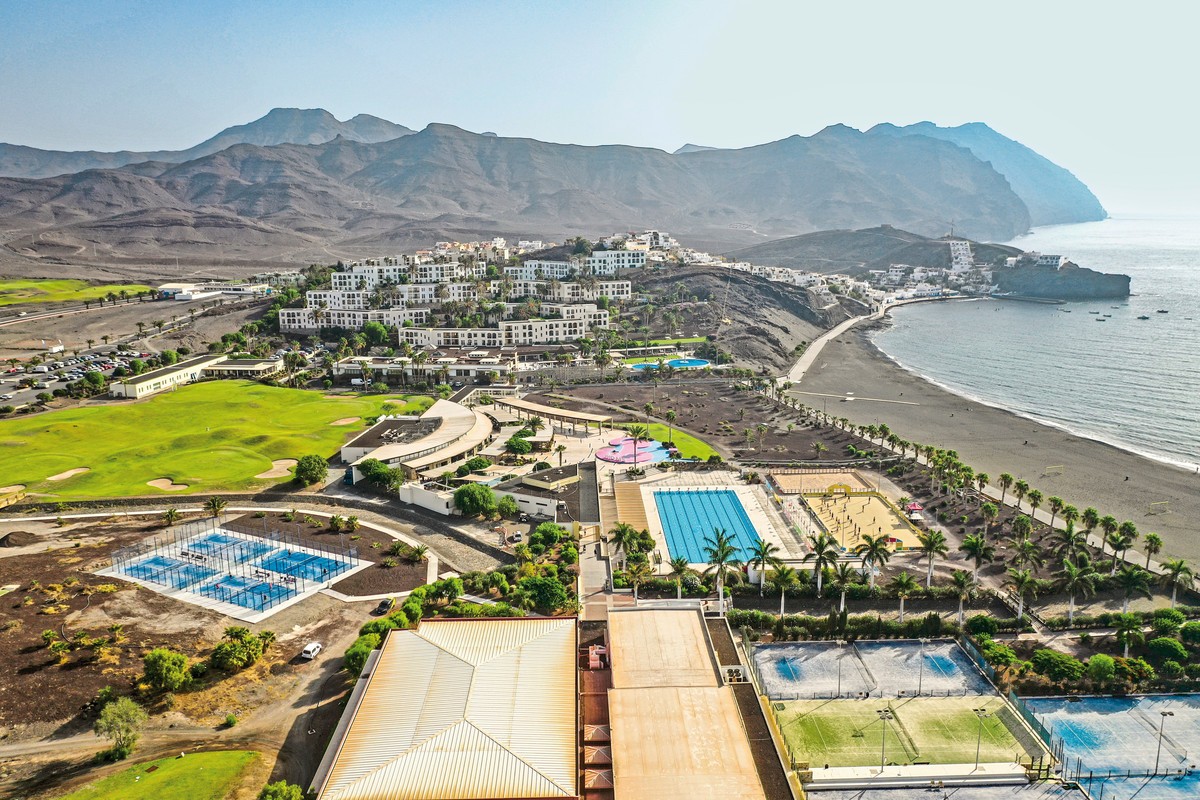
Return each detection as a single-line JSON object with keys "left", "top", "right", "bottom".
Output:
{"left": 802, "top": 491, "right": 918, "bottom": 551}
{"left": 771, "top": 470, "right": 871, "bottom": 495}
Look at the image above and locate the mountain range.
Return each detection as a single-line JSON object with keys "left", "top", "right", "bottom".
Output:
{"left": 0, "top": 109, "right": 1105, "bottom": 263}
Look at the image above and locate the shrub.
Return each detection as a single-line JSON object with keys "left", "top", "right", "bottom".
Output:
{"left": 1086, "top": 654, "right": 1116, "bottom": 683}
{"left": 535, "top": 522, "right": 565, "bottom": 546}
{"left": 978, "top": 636, "right": 1018, "bottom": 667}
{"left": 344, "top": 633, "right": 381, "bottom": 677}
{"left": 1180, "top": 621, "right": 1200, "bottom": 644}
{"left": 1031, "top": 649, "right": 1085, "bottom": 682}
{"left": 453, "top": 484, "right": 497, "bottom": 516}
{"left": 560, "top": 546, "right": 578, "bottom": 565}
{"left": 496, "top": 495, "right": 519, "bottom": 518}
{"left": 1147, "top": 636, "right": 1188, "bottom": 665}
{"left": 1161, "top": 660, "right": 1185, "bottom": 679}
{"left": 505, "top": 436, "right": 532, "bottom": 455}
{"left": 359, "top": 618, "right": 399, "bottom": 637}
{"left": 225, "top": 713, "right": 238, "bottom": 727}
{"left": 517, "top": 576, "right": 569, "bottom": 612}
{"left": 189, "top": 660, "right": 209, "bottom": 680}
{"left": 966, "top": 614, "right": 998, "bottom": 637}
{"left": 143, "top": 648, "right": 190, "bottom": 692}
{"left": 259, "top": 780, "right": 306, "bottom": 800}
{"left": 1152, "top": 608, "right": 1186, "bottom": 637}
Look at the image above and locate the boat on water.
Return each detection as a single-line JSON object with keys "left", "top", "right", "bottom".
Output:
{"left": 1103, "top": 314, "right": 1112, "bottom": 318}
{"left": 1138, "top": 315, "right": 1151, "bottom": 320}
{"left": 1158, "top": 309, "right": 1170, "bottom": 313}
{"left": 1096, "top": 318, "right": 1107, "bottom": 322}
{"left": 1088, "top": 311, "right": 1100, "bottom": 315}
{"left": 1059, "top": 309, "right": 1072, "bottom": 313}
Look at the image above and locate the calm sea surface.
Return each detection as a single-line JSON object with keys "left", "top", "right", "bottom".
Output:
{"left": 872, "top": 216, "right": 1200, "bottom": 470}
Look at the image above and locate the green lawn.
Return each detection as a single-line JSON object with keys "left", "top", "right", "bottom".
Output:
{"left": 646, "top": 336, "right": 707, "bottom": 346}
{"left": 622, "top": 353, "right": 682, "bottom": 365}
{"left": 775, "top": 697, "right": 1030, "bottom": 768}
{"left": 57, "top": 750, "right": 259, "bottom": 800}
{"left": 0, "top": 381, "right": 432, "bottom": 499}
{"left": 620, "top": 422, "right": 718, "bottom": 460}
{"left": 0, "top": 279, "right": 153, "bottom": 306}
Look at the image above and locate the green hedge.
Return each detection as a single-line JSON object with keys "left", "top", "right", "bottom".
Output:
{"left": 1043, "top": 605, "right": 1200, "bottom": 631}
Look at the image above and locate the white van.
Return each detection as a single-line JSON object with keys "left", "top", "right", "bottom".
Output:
{"left": 350, "top": 378, "right": 365, "bottom": 386}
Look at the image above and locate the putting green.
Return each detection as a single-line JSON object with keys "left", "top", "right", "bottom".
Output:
{"left": 57, "top": 750, "right": 259, "bottom": 800}
{"left": 0, "top": 279, "right": 153, "bottom": 306}
{"left": 775, "top": 696, "right": 1033, "bottom": 768}
{"left": 0, "top": 381, "right": 432, "bottom": 499}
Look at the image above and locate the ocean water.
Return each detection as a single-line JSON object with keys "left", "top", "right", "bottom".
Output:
{"left": 872, "top": 215, "right": 1200, "bottom": 470}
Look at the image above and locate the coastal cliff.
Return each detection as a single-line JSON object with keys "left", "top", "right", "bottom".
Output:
{"left": 995, "top": 263, "right": 1131, "bottom": 300}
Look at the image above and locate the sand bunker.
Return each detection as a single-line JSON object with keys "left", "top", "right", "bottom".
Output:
{"left": 0, "top": 484, "right": 26, "bottom": 495}
{"left": 47, "top": 468, "right": 89, "bottom": 482}
{"left": 147, "top": 478, "right": 189, "bottom": 491}
{"left": 255, "top": 458, "right": 298, "bottom": 479}
{"left": 330, "top": 417, "right": 360, "bottom": 426}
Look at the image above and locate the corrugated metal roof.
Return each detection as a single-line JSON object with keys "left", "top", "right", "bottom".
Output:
{"left": 317, "top": 618, "right": 578, "bottom": 800}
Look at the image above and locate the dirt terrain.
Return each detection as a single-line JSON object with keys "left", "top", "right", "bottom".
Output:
{"left": 528, "top": 383, "right": 858, "bottom": 462}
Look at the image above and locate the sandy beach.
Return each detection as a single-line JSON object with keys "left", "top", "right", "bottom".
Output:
{"left": 795, "top": 323, "right": 1200, "bottom": 564}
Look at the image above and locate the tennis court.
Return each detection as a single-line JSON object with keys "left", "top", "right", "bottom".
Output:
{"left": 198, "top": 573, "right": 295, "bottom": 612}
{"left": 255, "top": 550, "right": 347, "bottom": 582}
{"left": 122, "top": 555, "right": 219, "bottom": 590}
{"left": 754, "top": 641, "right": 992, "bottom": 699}
{"left": 1027, "top": 694, "right": 1200, "bottom": 792}
{"left": 185, "top": 532, "right": 274, "bottom": 561}
{"left": 775, "top": 696, "right": 1034, "bottom": 768}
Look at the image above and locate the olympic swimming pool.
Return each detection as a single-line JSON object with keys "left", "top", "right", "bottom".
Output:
{"left": 652, "top": 488, "right": 759, "bottom": 563}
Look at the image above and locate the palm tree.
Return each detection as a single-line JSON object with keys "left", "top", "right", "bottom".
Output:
{"left": 625, "top": 423, "right": 649, "bottom": 462}
{"left": 1013, "top": 479, "right": 1029, "bottom": 511}
{"left": 1081, "top": 507, "right": 1101, "bottom": 537}
{"left": 769, "top": 566, "right": 799, "bottom": 616}
{"left": 1047, "top": 496, "right": 1064, "bottom": 531}
{"left": 981, "top": 503, "right": 999, "bottom": 538}
{"left": 668, "top": 556, "right": 691, "bottom": 600}
{"left": 162, "top": 507, "right": 180, "bottom": 527}
{"left": 627, "top": 561, "right": 653, "bottom": 603}
{"left": 1114, "top": 565, "right": 1152, "bottom": 613}
{"left": 1061, "top": 505, "right": 1080, "bottom": 533}
{"left": 1050, "top": 525, "right": 1087, "bottom": 564}
{"left": 811, "top": 441, "right": 827, "bottom": 460}
{"left": 1106, "top": 531, "right": 1131, "bottom": 573}
{"left": 1143, "top": 533, "right": 1163, "bottom": 569}
{"left": 855, "top": 535, "right": 891, "bottom": 589}
{"left": 803, "top": 532, "right": 840, "bottom": 596}
{"left": 890, "top": 571, "right": 920, "bottom": 624}
{"left": 1118, "top": 521, "right": 1139, "bottom": 561}
{"left": 1160, "top": 559, "right": 1194, "bottom": 609}
{"left": 917, "top": 530, "right": 949, "bottom": 588}
{"left": 748, "top": 538, "right": 782, "bottom": 596}
{"left": 608, "top": 522, "right": 641, "bottom": 570}
{"left": 1098, "top": 515, "right": 1119, "bottom": 554}
{"left": 1010, "top": 514, "right": 1034, "bottom": 542}
{"left": 831, "top": 561, "right": 858, "bottom": 613}
{"left": 526, "top": 415, "right": 545, "bottom": 435}
{"left": 1114, "top": 612, "right": 1144, "bottom": 658}
{"left": 1005, "top": 567, "right": 1037, "bottom": 620}
{"left": 1009, "top": 536, "right": 1045, "bottom": 572}
{"left": 204, "top": 496, "right": 227, "bottom": 518}
{"left": 554, "top": 443, "right": 568, "bottom": 467}
{"left": 703, "top": 528, "right": 741, "bottom": 605}
{"left": 508, "top": 586, "right": 536, "bottom": 612}
{"left": 664, "top": 409, "right": 677, "bottom": 446}
{"left": 997, "top": 473, "right": 1014, "bottom": 504}
{"left": 960, "top": 533, "right": 995, "bottom": 585}
{"left": 950, "top": 569, "right": 973, "bottom": 627}
{"left": 975, "top": 472, "right": 990, "bottom": 495}
{"left": 1026, "top": 489, "right": 1044, "bottom": 523}
{"left": 1055, "top": 555, "right": 1098, "bottom": 624}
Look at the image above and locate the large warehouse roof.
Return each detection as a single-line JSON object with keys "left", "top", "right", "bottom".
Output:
{"left": 607, "top": 609, "right": 766, "bottom": 800}
{"left": 313, "top": 618, "right": 578, "bottom": 800}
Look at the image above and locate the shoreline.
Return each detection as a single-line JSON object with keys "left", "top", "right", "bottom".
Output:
{"left": 795, "top": 322, "right": 1200, "bottom": 564}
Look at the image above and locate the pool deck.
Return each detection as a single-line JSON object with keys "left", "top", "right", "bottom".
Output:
{"left": 633, "top": 472, "right": 801, "bottom": 569}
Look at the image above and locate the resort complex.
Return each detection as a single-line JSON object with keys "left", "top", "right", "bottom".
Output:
{"left": 1, "top": 233, "right": 1194, "bottom": 800}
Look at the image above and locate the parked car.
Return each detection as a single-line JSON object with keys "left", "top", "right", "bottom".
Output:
{"left": 373, "top": 597, "right": 395, "bottom": 615}
{"left": 301, "top": 642, "right": 323, "bottom": 660}
{"left": 0, "top": 394, "right": 12, "bottom": 401}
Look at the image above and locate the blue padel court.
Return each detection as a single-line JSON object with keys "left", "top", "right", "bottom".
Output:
{"left": 255, "top": 550, "right": 347, "bottom": 582}
{"left": 653, "top": 488, "right": 759, "bottom": 562}
{"left": 109, "top": 526, "right": 361, "bottom": 617}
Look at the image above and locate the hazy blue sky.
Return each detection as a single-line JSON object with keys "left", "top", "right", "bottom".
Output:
{"left": 0, "top": 0, "right": 1194, "bottom": 213}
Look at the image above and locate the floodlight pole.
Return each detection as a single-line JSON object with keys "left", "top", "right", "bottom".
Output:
{"left": 917, "top": 638, "right": 928, "bottom": 696}
{"left": 837, "top": 642, "right": 843, "bottom": 698}
{"left": 1154, "top": 710, "right": 1174, "bottom": 775}
{"left": 877, "top": 709, "right": 893, "bottom": 773}
{"left": 974, "top": 708, "right": 990, "bottom": 770}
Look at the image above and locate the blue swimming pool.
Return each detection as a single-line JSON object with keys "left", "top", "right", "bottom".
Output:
{"left": 653, "top": 488, "right": 759, "bottom": 562}
{"left": 630, "top": 357, "right": 711, "bottom": 371}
